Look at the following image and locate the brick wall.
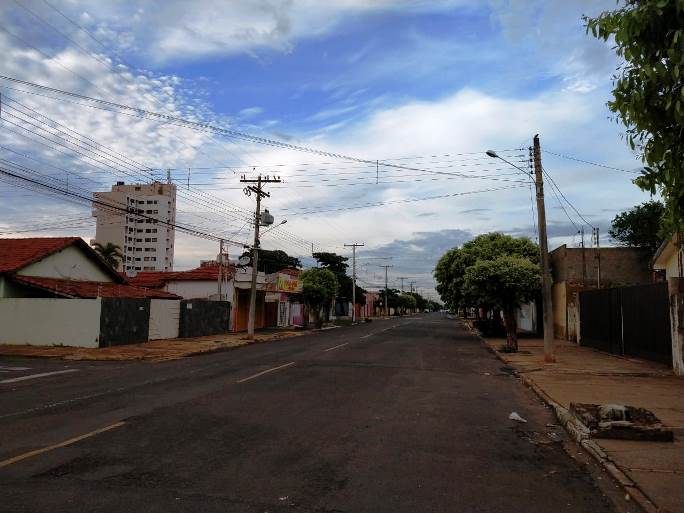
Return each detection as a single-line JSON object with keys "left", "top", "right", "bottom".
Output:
{"left": 550, "top": 245, "right": 652, "bottom": 287}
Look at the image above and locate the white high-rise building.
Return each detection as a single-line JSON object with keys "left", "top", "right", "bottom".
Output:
{"left": 92, "top": 181, "right": 177, "bottom": 273}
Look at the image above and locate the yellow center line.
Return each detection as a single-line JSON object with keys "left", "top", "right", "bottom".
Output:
{"left": 235, "top": 362, "right": 296, "bottom": 383}
{"left": 323, "top": 342, "right": 349, "bottom": 352}
{"left": 0, "top": 421, "right": 125, "bottom": 469}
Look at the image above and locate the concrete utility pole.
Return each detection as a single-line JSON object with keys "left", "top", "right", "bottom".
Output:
{"left": 398, "top": 276, "right": 411, "bottom": 293}
{"left": 409, "top": 281, "right": 416, "bottom": 294}
{"left": 217, "top": 239, "right": 224, "bottom": 300}
{"left": 593, "top": 227, "right": 601, "bottom": 288}
{"left": 379, "top": 264, "right": 393, "bottom": 317}
{"left": 344, "top": 243, "right": 364, "bottom": 323}
{"left": 532, "top": 135, "right": 555, "bottom": 363}
{"left": 240, "top": 174, "right": 281, "bottom": 339}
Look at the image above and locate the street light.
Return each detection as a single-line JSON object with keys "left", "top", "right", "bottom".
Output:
{"left": 486, "top": 140, "right": 555, "bottom": 363}
{"left": 260, "top": 219, "right": 287, "bottom": 236}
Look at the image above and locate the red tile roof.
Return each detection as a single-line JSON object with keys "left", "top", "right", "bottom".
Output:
{"left": 11, "top": 275, "right": 180, "bottom": 299}
{"left": 0, "top": 237, "right": 123, "bottom": 282}
{"left": 0, "top": 237, "right": 81, "bottom": 273}
{"left": 128, "top": 262, "right": 236, "bottom": 288}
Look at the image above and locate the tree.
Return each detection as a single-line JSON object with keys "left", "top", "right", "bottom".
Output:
{"left": 464, "top": 256, "right": 540, "bottom": 351}
{"left": 92, "top": 242, "right": 123, "bottom": 269}
{"left": 312, "top": 251, "right": 366, "bottom": 306}
{"left": 399, "top": 293, "right": 417, "bottom": 313}
{"left": 609, "top": 200, "right": 666, "bottom": 252}
{"left": 585, "top": 2, "right": 684, "bottom": 235}
{"left": 433, "top": 233, "right": 539, "bottom": 311}
{"left": 300, "top": 268, "right": 338, "bottom": 328}
{"left": 241, "top": 249, "right": 301, "bottom": 273}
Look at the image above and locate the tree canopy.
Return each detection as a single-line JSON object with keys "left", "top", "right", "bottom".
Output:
{"left": 585, "top": 2, "right": 684, "bottom": 235}
{"left": 313, "top": 251, "right": 366, "bottom": 305}
{"left": 92, "top": 242, "right": 123, "bottom": 269}
{"left": 300, "top": 268, "right": 338, "bottom": 328}
{"left": 241, "top": 249, "right": 301, "bottom": 273}
{"left": 609, "top": 200, "right": 666, "bottom": 252}
{"left": 464, "top": 256, "right": 540, "bottom": 350}
{"left": 433, "top": 233, "right": 539, "bottom": 310}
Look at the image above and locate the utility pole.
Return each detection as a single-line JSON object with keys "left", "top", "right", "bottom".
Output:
{"left": 581, "top": 228, "right": 586, "bottom": 286}
{"left": 398, "top": 276, "right": 410, "bottom": 293}
{"left": 379, "top": 265, "right": 393, "bottom": 316}
{"left": 217, "top": 239, "right": 224, "bottom": 300}
{"left": 409, "top": 281, "right": 416, "bottom": 294}
{"left": 532, "top": 134, "right": 555, "bottom": 363}
{"left": 593, "top": 227, "right": 601, "bottom": 288}
{"left": 344, "top": 243, "right": 364, "bottom": 323}
{"left": 240, "top": 174, "right": 281, "bottom": 339}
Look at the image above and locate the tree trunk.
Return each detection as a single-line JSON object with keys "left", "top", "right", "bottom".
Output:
{"left": 503, "top": 306, "right": 518, "bottom": 352}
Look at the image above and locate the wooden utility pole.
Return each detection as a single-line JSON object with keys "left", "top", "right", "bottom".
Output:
{"left": 593, "top": 227, "right": 601, "bottom": 288}
{"left": 532, "top": 135, "right": 555, "bottom": 363}
{"left": 379, "top": 264, "right": 393, "bottom": 317}
{"left": 240, "top": 174, "right": 281, "bottom": 339}
{"left": 344, "top": 243, "right": 364, "bottom": 323}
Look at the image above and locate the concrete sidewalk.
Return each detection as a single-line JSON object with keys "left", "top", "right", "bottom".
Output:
{"left": 484, "top": 336, "right": 684, "bottom": 513}
{"left": 0, "top": 329, "right": 304, "bottom": 362}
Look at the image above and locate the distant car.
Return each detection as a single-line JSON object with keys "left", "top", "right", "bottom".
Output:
{"left": 423, "top": 308, "right": 429, "bottom": 313}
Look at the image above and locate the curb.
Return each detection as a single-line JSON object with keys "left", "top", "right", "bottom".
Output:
{"left": 465, "top": 322, "right": 661, "bottom": 513}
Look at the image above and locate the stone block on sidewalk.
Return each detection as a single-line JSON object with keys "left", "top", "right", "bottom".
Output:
{"left": 570, "top": 403, "right": 674, "bottom": 442}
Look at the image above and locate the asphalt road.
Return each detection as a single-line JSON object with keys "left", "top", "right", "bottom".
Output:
{"left": 0, "top": 314, "right": 615, "bottom": 513}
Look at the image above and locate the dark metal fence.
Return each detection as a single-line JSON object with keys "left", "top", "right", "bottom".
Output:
{"left": 579, "top": 283, "right": 671, "bottom": 364}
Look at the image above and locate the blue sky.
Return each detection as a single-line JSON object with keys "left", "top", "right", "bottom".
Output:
{"left": 0, "top": 0, "right": 651, "bottom": 295}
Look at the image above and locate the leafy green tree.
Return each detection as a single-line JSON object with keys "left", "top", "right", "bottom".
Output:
{"left": 408, "top": 291, "right": 427, "bottom": 311}
{"left": 300, "top": 268, "right": 338, "bottom": 328}
{"left": 585, "top": 2, "right": 684, "bottom": 235}
{"left": 312, "top": 251, "right": 366, "bottom": 305}
{"left": 464, "top": 256, "right": 541, "bottom": 351}
{"left": 92, "top": 242, "right": 123, "bottom": 269}
{"left": 609, "top": 200, "right": 666, "bottom": 252}
{"left": 398, "top": 293, "right": 417, "bottom": 314}
{"left": 241, "top": 249, "right": 301, "bottom": 273}
{"left": 433, "top": 233, "right": 538, "bottom": 311}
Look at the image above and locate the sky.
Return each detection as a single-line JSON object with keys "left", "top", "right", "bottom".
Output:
{"left": 0, "top": 0, "right": 652, "bottom": 297}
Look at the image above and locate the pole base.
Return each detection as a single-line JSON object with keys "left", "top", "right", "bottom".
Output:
{"left": 544, "top": 353, "right": 557, "bottom": 363}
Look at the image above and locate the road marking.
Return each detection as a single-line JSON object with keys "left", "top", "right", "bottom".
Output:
{"left": 360, "top": 333, "right": 374, "bottom": 339}
{"left": 236, "top": 362, "right": 295, "bottom": 383}
{"left": 323, "top": 342, "right": 349, "bottom": 352}
{"left": 0, "top": 366, "right": 31, "bottom": 371}
{"left": 0, "top": 421, "right": 125, "bottom": 469}
{"left": 0, "top": 369, "right": 78, "bottom": 384}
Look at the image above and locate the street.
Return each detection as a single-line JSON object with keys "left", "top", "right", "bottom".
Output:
{"left": 0, "top": 315, "right": 614, "bottom": 513}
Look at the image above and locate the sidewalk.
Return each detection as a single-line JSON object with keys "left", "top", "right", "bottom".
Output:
{"left": 0, "top": 328, "right": 304, "bottom": 362}
{"left": 483, "top": 336, "right": 684, "bottom": 513}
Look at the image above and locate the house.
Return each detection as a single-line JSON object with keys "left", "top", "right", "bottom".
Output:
{"left": 130, "top": 261, "right": 270, "bottom": 332}
{"left": 653, "top": 236, "right": 682, "bottom": 280}
{"left": 0, "top": 237, "right": 176, "bottom": 299}
{"left": 265, "top": 268, "right": 305, "bottom": 327}
{"left": 550, "top": 244, "right": 652, "bottom": 341}
{"left": 0, "top": 237, "right": 179, "bottom": 348}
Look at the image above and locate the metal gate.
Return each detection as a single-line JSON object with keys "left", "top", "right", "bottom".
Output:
{"left": 579, "top": 283, "right": 671, "bottom": 364}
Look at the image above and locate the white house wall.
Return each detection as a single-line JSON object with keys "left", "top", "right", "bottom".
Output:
{"left": 165, "top": 280, "right": 234, "bottom": 301}
{"left": 18, "top": 245, "right": 113, "bottom": 282}
{"left": 0, "top": 298, "right": 102, "bottom": 347}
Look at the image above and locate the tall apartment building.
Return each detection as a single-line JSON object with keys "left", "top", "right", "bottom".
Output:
{"left": 92, "top": 181, "right": 176, "bottom": 273}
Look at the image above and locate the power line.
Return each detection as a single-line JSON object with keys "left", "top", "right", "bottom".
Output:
{"left": 542, "top": 150, "right": 639, "bottom": 174}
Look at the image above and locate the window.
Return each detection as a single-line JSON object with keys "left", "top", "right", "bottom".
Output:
{"left": 135, "top": 257, "right": 141, "bottom": 261}
{"left": 137, "top": 228, "right": 143, "bottom": 233}
{"left": 135, "top": 266, "right": 141, "bottom": 270}
{"left": 135, "top": 187, "right": 141, "bottom": 191}
{"left": 147, "top": 200, "right": 153, "bottom": 204}
{"left": 144, "top": 238, "right": 151, "bottom": 242}
{"left": 152, "top": 228, "right": 157, "bottom": 233}
{"left": 151, "top": 238, "right": 157, "bottom": 242}
{"left": 146, "top": 210, "right": 153, "bottom": 214}
{"left": 153, "top": 210, "right": 158, "bottom": 214}
{"left": 136, "top": 238, "right": 142, "bottom": 242}
{"left": 151, "top": 257, "right": 156, "bottom": 261}
{"left": 136, "top": 247, "right": 142, "bottom": 252}
{"left": 144, "top": 257, "right": 150, "bottom": 261}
